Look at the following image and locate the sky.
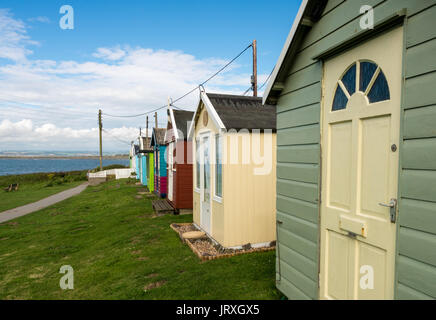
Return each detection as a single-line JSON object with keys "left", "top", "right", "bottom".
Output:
{"left": 0, "top": 0, "right": 301, "bottom": 152}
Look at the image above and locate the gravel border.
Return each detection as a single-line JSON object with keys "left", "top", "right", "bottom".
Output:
{"left": 170, "top": 223, "right": 276, "bottom": 261}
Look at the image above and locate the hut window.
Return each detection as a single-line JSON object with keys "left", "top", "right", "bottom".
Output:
{"left": 195, "top": 138, "right": 200, "bottom": 189}
{"left": 367, "top": 69, "right": 390, "bottom": 103}
{"left": 332, "top": 60, "right": 390, "bottom": 111}
{"left": 215, "top": 134, "right": 223, "bottom": 198}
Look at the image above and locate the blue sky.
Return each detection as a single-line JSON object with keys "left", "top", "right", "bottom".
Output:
{"left": 0, "top": 0, "right": 301, "bottom": 151}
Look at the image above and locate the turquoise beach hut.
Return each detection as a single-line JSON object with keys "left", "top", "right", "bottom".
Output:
{"left": 151, "top": 128, "right": 167, "bottom": 198}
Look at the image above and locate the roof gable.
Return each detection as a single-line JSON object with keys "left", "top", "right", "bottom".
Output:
{"left": 188, "top": 91, "right": 276, "bottom": 138}
{"left": 207, "top": 93, "right": 276, "bottom": 131}
{"left": 140, "top": 137, "right": 153, "bottom": 152}
{"left": 168, "top": 108, "right": 194, "bottom": 141}
{"left": 151, "top": 128, "right": 166, "bottom": 146}
{"left": 263, "top": 0, "right": 327, "bottom": 105}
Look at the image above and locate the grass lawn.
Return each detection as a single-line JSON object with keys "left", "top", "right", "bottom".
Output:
{"left": 0, "top": 179, "right": 281, "bottom": 300}
{"left": 0, "top": 172, "right": 87, "bottom": 212}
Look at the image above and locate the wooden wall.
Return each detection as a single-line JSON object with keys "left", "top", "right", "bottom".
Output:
{"left": 173, "top": 141, "right": 193, "bottom": 210}
{"left": 275, "top": 0, "right": 436, "bottom": 299}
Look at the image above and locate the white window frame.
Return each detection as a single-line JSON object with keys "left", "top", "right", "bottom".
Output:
{"left": 213, "top": 133, "right": 223, "bottom": 203}
{"left": 194, "top": 137, "right": 201, "bottom": 193}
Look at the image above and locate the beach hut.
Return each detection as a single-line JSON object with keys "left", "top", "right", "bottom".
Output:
{"left": 129, "top": 143, "right": 138, "bottom": 173}
{"left": 139, "top": 137, "right": 153, "bottom": 186}
{"left": 134, "top": 144, "right": 140, "bottom": 180}
{"left": 264, "top": 0, "right": 436, "bottom": 300}
{"left": 151, "top": 128, "right": 168, "bottom": 198}
{"left": 165, "top": 108, "right": 194, "bottom": 213}
{"left": 148, "top": 151, "right": 154, "bottom": 192}
{"left": 187, "top": 91, "right": 277, "bottom": 249}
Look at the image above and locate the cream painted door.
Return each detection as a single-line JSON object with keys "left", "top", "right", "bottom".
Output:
{"left": 200, "top": 134, "right": 211, "bottom": 234}
{"left": 319, "top": 27, "right": 403, "bottom": 300}
{"left": 168, "top": 142, "right": 174, "bottom": 201}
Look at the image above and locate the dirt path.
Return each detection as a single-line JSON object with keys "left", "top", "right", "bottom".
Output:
{"left": 0, "top": 182, "right": 89, "bottom": 223}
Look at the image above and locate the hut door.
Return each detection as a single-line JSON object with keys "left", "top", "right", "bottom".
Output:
{"left": 200, "top": 135, "right": 211, "bottom": 234}
{"left": 168, "top": 142, "right": 174, "bottom": 201}
{"left": 319, "top": 27, "right": 403, "bottom": 300}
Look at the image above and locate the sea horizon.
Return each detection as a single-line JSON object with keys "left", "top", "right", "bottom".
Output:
{"left": 0, "top": 157, "right": 130, "bottom": 176}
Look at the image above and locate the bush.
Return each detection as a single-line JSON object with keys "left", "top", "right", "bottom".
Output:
{"left": 0, "top": 170, "right": 88, "bottom": 188}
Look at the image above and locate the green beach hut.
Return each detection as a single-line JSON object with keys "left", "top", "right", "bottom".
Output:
{"left": 139, "top": 137, "right": 153, "bottom": 187}
{"left": 264, "top": 0, "right": 436, "bottom": 300}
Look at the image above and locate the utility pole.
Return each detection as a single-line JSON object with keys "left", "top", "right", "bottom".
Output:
{"left": 146, "top": 116, "right": 149, "bottom": 139}
{"left": 155, "top": 112, "right": 158, "bottom": 129}
{"left": 98, "top": 109, "right": 103, "bottom": 171}
{"left": 251, "top": 39, "right": 258, "bottom": 97}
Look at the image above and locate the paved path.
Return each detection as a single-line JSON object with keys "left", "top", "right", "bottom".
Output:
{"left": 0, "top": 182, "right": 89, "bottom": 223}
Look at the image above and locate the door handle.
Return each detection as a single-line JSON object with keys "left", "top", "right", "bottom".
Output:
{"left": 378, "top": 198, "right": 397, "bottom": 223}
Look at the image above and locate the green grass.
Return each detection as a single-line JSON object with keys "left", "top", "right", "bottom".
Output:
{"left": 0, "top": 172, "right": 87, "bottom": 212}
{"left": 0, "top": 179, "right": 281, "bottom": 300}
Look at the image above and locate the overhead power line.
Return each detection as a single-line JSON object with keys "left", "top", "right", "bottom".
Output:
{"left": 102, "top": 43, "right": 253, "bottom": 118}
{"left": 102, "top": 128, "right": 132, "bottom": 145}
{"left": 258, "top": 67, "right": 274, "bottom": 91}
{"left": 242, "top": 67, "right": 274, "bottom": 96}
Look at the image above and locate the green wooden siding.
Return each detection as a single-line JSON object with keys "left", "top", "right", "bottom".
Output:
{"left": 398, "top": 1, "right": 436, "bottom": 299}
{"left": 275, "top": 0, "right": 436, "bottom": 300}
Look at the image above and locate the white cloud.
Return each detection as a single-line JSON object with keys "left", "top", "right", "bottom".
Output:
{"left": 93, "top": 47, "right": 126, "bottom": 61}
{"left": 0, "top": 9, "right": 37, "bottom": 62}
{"left": 28, "top": 16, "right": 50, "bottom": 24}
{"left": 0, "top": 9, "right": 268, "bottom": 152}
{"left": 0, "top": 119, "right": 138, "bottom": 151}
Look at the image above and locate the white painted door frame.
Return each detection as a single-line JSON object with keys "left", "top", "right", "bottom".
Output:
{"left": 199, "top": 131, "right": 212, "bottom": 235}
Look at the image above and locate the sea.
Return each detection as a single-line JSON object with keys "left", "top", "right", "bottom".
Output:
{"left": 0, "top": 158, "right": 130, "bottom": 176}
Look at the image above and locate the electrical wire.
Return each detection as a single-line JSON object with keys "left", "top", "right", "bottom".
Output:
{"left": 102, "top": 128, "right": 132, "bottom": 145}
{"left": 102, "top": 43, "right": 253, "bottom": 118}
{"left": 241, "top": 66, "right": 274, "bottom": 96}
{"left": 242, "top": 86, "right": 252, "bottom": 96}
{"left": 258, "top": 67, "right": 274, "bottom": 91}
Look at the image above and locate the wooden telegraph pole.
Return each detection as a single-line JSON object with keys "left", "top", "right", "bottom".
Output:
{"left": 155, "top": 112, "right": 158, "bottom": 129}
{"left": 98, "top": 109, "right": 103, "bottom": 171}
{"left": 146, "top": 116, "right": 149, "bottom": 139}
{"left": 252, "top": 39, "right": 258, "bottom": 97}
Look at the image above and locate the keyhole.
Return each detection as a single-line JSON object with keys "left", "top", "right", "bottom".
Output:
{"left": 391, "top": 144, "right": 397, "bottom": 152}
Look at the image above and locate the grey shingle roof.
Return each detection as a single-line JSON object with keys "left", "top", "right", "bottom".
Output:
{"left": 206, "top": 93, "right": 276, "bottom": 131}
{"left": 173, "top": 110, "right": 194, "bottom": 139}
{"left": 140, "top": 137, "right": 153, "bottom": 152}
{"left": 151, "top": 128, "right": 166, "bottom": 146}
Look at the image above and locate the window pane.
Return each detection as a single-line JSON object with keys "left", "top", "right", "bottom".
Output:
{"left": 215, "top": 135, "right": 222, "bottom": 197}
{"left": 367, "top": 71, "right": 390, "bottom": 103}
{"left": 332, "top": 85, "right": 348, "bottom": 111}
{"left": 196, "top": 138, "right": 200, "bottom": 188}
{"left": 341, "top": 63, "right": 356, "bottom": 96}
{"left": 360, "top": 61, "right": 378, "bottom": 92}
{"left": 204, "top": 137, "right": 210, "bottom": 201}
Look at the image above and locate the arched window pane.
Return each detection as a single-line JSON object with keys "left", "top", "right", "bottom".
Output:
{"left": 332, "top": 85, "right": 348, "bottom": 111}
{"left": 342, "top": 63, "right": 356, "bottom": 96}
{"left": 360, "top": 61, "right": 378, "bottom": 92}
{"left": 367, "top": 71, "right": 390, "bottom": 103}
